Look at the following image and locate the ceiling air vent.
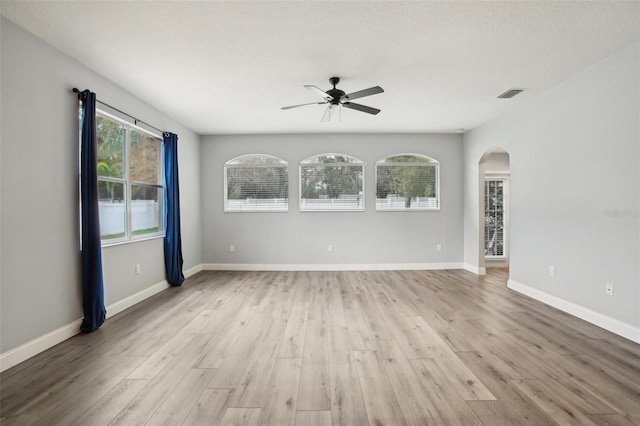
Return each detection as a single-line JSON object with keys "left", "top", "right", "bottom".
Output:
{"left": 497, "top": 89, "right": 524, "bottom": 99}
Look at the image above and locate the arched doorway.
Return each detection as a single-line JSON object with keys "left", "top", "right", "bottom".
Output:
{"left": 478, "top": 149, "right": 510, "bottom": 276}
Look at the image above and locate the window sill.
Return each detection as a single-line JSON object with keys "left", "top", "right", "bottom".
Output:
{"left": 101, "top": 234, "right": 165, "bottom": 248}
{"left": 224, "top": 210, "right": 289, "bottom": 213}
{"left": 300, "top": 209, "right": 365, "bottom": 213}
{"left": 376, "top": 208, "right": 441, "bottom": 212}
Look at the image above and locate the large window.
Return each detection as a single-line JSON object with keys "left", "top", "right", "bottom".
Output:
{"left": 484, "top": 178, "right": 506, "bottom": 257}
{"left": 96, "top": 112, "right": 163, "bottom": 243}
{"left": 225, "top": 154, "right": 288, "bottom": 212}
{"left": 376, "top": 154, "right": 439, "bottom": 211}
{"left": 300, "top": 153, "right": 364, "bottom": 211}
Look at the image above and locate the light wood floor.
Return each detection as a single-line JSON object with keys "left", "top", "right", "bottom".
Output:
{"left": 1, "top": 269, "right": 639, "bottom": 425}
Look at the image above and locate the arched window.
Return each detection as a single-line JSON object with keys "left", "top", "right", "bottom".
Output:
{"left": 300, "top": 153, "right": 365, "bottom": 211}
{"left": 224, "top": 154, "right": 288, "bottom": 212}
{"left": 376, "top": 154, "right": 440, "bottom": 210}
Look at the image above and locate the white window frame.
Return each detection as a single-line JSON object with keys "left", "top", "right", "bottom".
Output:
{"left": 97, "top": 109, "right": 164, "bottom": 246}
{"left": 375, "top": 153, "right": 440, "bottom": 211}
{"left": 484, "top": 174, "right": 508, "bottom": 259}
{"left": 224, "top": 154, "right": 289, "bottom": 213}
{"left": 299, "top": 153, "right": 365, "bottom": 212}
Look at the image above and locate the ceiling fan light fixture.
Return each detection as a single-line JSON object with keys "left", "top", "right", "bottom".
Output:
{"left": 321, "top": 104, "right": 342, "bottom": 123}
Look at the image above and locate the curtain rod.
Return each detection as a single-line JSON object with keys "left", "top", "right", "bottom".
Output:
{"left": 73, "top": 88, "right": 166, "bottom": 136}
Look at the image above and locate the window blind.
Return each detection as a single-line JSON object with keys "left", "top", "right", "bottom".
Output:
{"left": 375, "top": 154, "right": 439, "bottom": 211}
{"left": 225, "top": 155, "right": 288, "bottom": 212}
{"left": 300, "top": 154, "right": 364, "bottom": 211}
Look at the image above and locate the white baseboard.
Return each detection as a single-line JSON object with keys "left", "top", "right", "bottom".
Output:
{"left": 0, "top": 264, "right": 204, "bottom": 373}
{"left": 106, "top": 280, "right": 171, "bottom": 319}
{"left": 202, "top": 262, "right": 464, "bottom": 272}
{"left": 184, "top": 263, "right": 203, "bottom": 277}
{"left": 463, "top": 263, "right": 486, "bottom": 275}
{"left": 507, "top": 279, "right": 640, "bottom": 344}
{"left": 0, "top": 319, "right": 84, "bottom": 373}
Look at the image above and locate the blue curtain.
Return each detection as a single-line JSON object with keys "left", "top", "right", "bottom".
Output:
{"left": 79, "top": 90, "right": 106, "bottom": 332}
{"left": 163, "top": 132, "right": 185, "bottom": 286}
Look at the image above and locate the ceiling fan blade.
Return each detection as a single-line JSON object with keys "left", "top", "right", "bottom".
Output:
{"left": 281, "top": 101, "right": 327, "bottom": 110}
{"left": 342, "top": 86, "right": 384, "bottom": 101}
{"left": 305, "top": 85, "right": 332, "bottom": 100}
{"left": 342, "top": 102, "right": 381, "bottom": 115}
{"left": 321, "top": 105, "right": 331, "bottom": 122}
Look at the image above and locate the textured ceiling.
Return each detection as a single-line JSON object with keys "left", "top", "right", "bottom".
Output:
{"left": 2, "top": 1, "right": 639, "bottom": 135}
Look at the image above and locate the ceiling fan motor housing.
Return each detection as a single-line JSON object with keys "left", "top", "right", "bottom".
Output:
{"left": 327, "top": 77, "right": 344, "bottom": 104}
{"left": 327, "top": 89, "right": 345, "bottom": 104}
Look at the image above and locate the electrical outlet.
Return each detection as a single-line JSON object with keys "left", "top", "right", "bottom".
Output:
{"left": 549, "top": 266, "right": 555, "bottom": 277}
{"left": 328, "top": 244, "right": 333, "bottom": 253}
{"left": 135, "top": 264, "right": 141, "bottom": 274}
{"left": 605, "top": 283, "right": 614, "bottom": 296}
{"left": 229, "top": 245, "right": 235, "bottom": 253}
{"left": 436, "top": 244, "right": 442, "bottom": 252}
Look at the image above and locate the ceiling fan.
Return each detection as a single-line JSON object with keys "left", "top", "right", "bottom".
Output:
{"left": 281, "top": 77, "right": 384, "bottom": 122}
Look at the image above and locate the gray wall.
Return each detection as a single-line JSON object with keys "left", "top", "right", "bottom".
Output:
{"left": 0, "top": 18, "right": 202, "bottom": 353}
{"left": 201, "top": 133, "right": 463, "bottom": 266}
{"left": 463, "top": 42, "right": 639, "bottom": 328}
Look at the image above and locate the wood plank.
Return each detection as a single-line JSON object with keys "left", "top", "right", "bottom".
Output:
{"left": 307, "top": 272, "right": 326, "bottom": 321}
{"left": 146, "top": 368, "right": 217, "bottom": 425}
{"left": 419, "top": 309, "right": 475, "bottom": 352}
{"left": 109, "top": 333, "right": 213, "bottom": 425}
{"left": 207, "top": 311, "right": 274, "bottom": 389}
{"left": 297, "top": 364, "right": 330, "bottom": 411}
{"left": 228, "top": 319, "right": 286, "bottom": 407}
{"left": 127, "top": 332, "right": 194, "bottom": 380}
{"left": 353, "top": 350, "right": 407, "bottom": 426}
{"left": 183, "top": 388, "right": 234, "bottom": 426}
{"left": 197, "top": 306, "right": 257, "bottom": 369}
{"left": 543, "top": 354, "right": 640, "bottom": 424}
{"left": 220, "top": 408, "right": 261, "bottom": 426}
{"left": 587, "top": 413, "right": 639, "bottom": 426}
{"left": 454, "top": 320, "right": 542, "bottom": 380}
{"left": 466, "top": 400, "right": 525, "bottom": 426}
{"left": 512, "top": 379, "right": 598, "bottom": 426}
{"left": 70, "top": 379, "right": 150, "bottom": 426}
{"left": 327, "top": 326, "right": 369, "bottom": 426}
{"left": 29, "top": 356, "right": 146, "bottom": 426}
{"left": 410, "top": 358, "right": 482, "bottom": 425}
{"left": 324, "top": 272, "right": 347, "bottom": 327}
{"left": 294, "top": 410, "right": 331, "bottom": 426}
{"left": 291, "top": 271, "right": 312, "bottom": 305}
{"left": 298, "top": 319, "right": 330, "bottom": 411}
{"left": 0, "top": 343, "right": 89, "bottom": 393}
{"left": 279, "top": 303, "right": 309, "bottom": 359}
{"left": 2, "top": 349, "right": 138, "bottom": 424}
{"left": 257, "top": 358, "right": 302, "bottom": 426}
{"left": 269, "top": 272, "right": 298, "bottom": 319}
{"left": 379, "top": 340, "right": 447, "bottom": 426}
{"left": 342, "top": 275, "right": 379, "bottom": 351}
{"left": 455, "top": 350, "right": 558, "bottom": 425}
